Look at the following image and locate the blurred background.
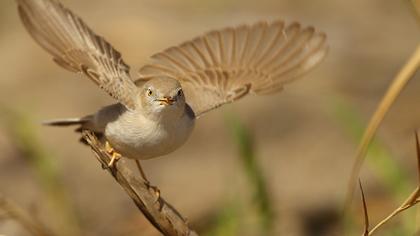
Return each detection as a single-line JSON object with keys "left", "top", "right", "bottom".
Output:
{"left": 0, "top": 0, "right": 419, "bottom": 235}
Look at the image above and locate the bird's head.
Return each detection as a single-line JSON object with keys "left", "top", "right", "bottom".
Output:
{"left": 139, "top": 77, "right": 186, "bottom": 119}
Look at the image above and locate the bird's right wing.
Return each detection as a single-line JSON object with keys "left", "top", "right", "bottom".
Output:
{"left": 138, "top": 20, "right": 328, "bottom": 117}
{"left": 17, "top": 0, "right": 139, "bottom": 110}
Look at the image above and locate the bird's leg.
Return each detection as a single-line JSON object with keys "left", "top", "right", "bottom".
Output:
{"left": 135, "top": 160, "right": 160, "bottom": 200}
{"left": 105, "top": 141, "right": 121, "bottom": 168}
{"left": 108, "top": 152, "right": 121, "bottom": 167}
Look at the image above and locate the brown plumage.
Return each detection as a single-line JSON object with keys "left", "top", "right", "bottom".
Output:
{"left": 15, "top": 0, "right": 328, "bottom": 162}
{"left": 138, "top": 21, "right": 328, "bottom": 116}
{"left": 17, "top": 0, "right": 139, "bottom": 109}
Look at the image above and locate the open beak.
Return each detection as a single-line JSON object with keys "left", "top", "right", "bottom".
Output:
{"left": 157, "top": 97, "right": 176, "bottom": 106}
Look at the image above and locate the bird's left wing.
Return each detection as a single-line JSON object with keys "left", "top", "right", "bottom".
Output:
{"left": 17, "top": 0, "right": 139, "bottom": 109}
{"left": 137, "top": 20, "right": 328, "bottom": 117}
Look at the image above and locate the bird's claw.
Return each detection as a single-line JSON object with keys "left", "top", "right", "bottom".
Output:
{"left": 107, "top": 152, "right": 121, "bottom": 168}
{"left": 105, "top": 141, "right": 121, "bottom": 168}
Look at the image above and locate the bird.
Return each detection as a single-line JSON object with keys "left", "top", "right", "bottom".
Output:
{"left": 16, "top": 0, "right": 328, "bottom": 185}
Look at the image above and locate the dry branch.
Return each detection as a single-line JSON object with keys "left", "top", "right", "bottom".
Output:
{"left": 82, "top": 131, "right": 198, "bottom": 236}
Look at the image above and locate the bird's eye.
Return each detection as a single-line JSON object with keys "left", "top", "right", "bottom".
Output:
{"left": 147, "top": 89, "right": 153, "bottom": 96}
{"left": 177, "top": 89, "right": 183, "bottom": 97}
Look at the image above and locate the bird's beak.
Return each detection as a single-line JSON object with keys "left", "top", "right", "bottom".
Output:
{"left": 157, "top": 97, "right": 176, "bottom": 106}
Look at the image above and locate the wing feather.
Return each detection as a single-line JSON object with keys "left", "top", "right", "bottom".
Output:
{"left": 138, "top": 20, "right": 328, "bottom": 117}
{"left": 17, "top": 0, "right": 138, "bottom": 109}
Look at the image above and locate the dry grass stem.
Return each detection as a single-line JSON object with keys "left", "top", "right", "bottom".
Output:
{"left": 347, "top": 44, "right": 420, "bottom": 208}
{"left": 359, "top": 180, "right": 369, "bottom": 236}
{"left": 82, "top": 131, "right": 198, "bottom": 236}
{"left": 413, "top": 0, "right": 420, "bottom": 22}
{"left": 0, "top": 194, "right": 53, "bottom": 236}
{"left": 359, "top": 132, "right": 420, "bottom": 235}
{"left": 367, "top": 188, "right": 420, "bottom": 235}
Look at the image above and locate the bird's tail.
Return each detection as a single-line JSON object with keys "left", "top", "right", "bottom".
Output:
{"left": 43, "top": 116, "right": 99, "bottom": 145}
{"left": 42, "top": 116, "right": 92, "bottom": 127}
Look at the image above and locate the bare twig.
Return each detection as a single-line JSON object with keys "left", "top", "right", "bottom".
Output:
{"left": 415, "top": 131, "right": 420, "bottom": 184}
{"left": 359, "top": 132, "right": 420, "bottom": 235}
{"left": 359, "top": 180, "right": 369, "bottom": 236}
{"left": 0, "top": 194, "right": 54, "bottom": 236}
{"left": 82, "top": 131, "right": 198, "bottom": 236}
{"left": 346, "top": 44, "right": 420, "bottom": 208}
{"left": 368, "top": 188, "right": 420, "bottom": 235}
{"left": 359, "top": 186, "right": 420, "bottom": 236}
{"left": 412, "top": 0, "right": 420, "bottom": 22}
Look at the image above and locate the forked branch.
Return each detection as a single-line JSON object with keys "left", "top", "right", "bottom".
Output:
{"left": 82, "top": 131, "right": 198, "bottom": 236}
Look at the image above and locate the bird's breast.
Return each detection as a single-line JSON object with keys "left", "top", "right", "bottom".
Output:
{"left": 104, "top": 110, "right": 195, "bottom": 160}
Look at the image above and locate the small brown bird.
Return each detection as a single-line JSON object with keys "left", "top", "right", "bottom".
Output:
{"left": 16, "top": 0, "right": 328, "bottom": 184}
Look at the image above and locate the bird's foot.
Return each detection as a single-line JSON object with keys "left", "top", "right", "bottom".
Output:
{"left": 105, "top": 141, "right": 114, "bottom": 154}
{"left": 108, "top": 152, "right": 121, "bottom": 168}
{"left": 105, "top": 141, "right": 121, "bottom": 168}
{"left": 134, "top": 160, "right": 161, "bottom": 203}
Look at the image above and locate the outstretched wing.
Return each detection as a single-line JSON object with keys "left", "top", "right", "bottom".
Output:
{"left": 137, "top": 20, "right": 328, "bottom": 117}
{"left": 17, "top": 0, "right": 138, "bottom": 109}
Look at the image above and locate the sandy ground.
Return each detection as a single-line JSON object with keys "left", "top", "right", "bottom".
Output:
{"left": 0, "top": 0, "right": 419, "bottom": 235}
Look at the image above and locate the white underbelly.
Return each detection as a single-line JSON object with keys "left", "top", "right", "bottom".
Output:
{"left": 104, "top": 113, "right": 194, "bottom": 160}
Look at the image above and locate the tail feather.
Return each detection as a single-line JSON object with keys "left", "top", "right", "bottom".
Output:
{"left": 42, "top": 117, "right": 90, "bottom": 126}
{"left": 42, "top": 116, "right": 101, "bottom": 145}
